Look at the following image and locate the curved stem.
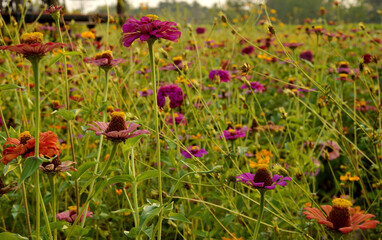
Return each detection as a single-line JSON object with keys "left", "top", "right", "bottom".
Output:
{"left": 253, "top": 191, "right": 266, "bottom": 240}
{"left": 31, "top": 58, "right": 41, "bottom": 240}
{"left": 66, "top": 143, "right": 119, "bottom": 240}
{"left": 147, "top": 39, "right": 163, "bottom": 240}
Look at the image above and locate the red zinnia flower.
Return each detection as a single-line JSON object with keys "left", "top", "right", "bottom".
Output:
{"left": 0, "top": 32, "right": 65, "bottom": 60}
{"left": 122, "top": 14, "right": 181, "bottom": 47}
{"left": 303, "top": 198, "right": 379, "bottom": 233}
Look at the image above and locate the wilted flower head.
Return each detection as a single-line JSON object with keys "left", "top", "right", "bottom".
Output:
{"left": 0, "top": 32, "right": 65, "bottom": 60}
{"left": 122, "top": 15, "right": 181, "bottom": 47}
{"left": 320, "top": 140, "right": 340, "bottom": 160}
{"left": 157, "top": 84, "right": 184, "bottom": 109}
{"left": 181, "top": 146, "right": 208, "bottom": 159}
{"left": 303, "top": 198, "right": 379, "bottom": 233}
{"left": 87, "top": 111, "right": 150, "bottom": 143}
{"left": 57, "top": 206, "right": 93, "bottom": 224}
{"left": 209, "top": 70, "right": 231, "bottom": 82}
{"left": 39, "top": 156, "right": 76, "bottom": 175}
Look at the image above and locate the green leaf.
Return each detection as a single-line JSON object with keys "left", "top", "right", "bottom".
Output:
{"left": 0, "top": 232, "right": 28, "bottom": 240}
{"left": 124, "top": 227, "right": 139, "bottom": 238}
{"left": 107, "top": 174, "right": 134, "bottom": 185}
{"left": 48, "top": 53, "right": 63, "bottom": 67}
{"left": 167, "top": 212, "right": 192, "bottom": 224}
{"left": 0, "top": 84, "right": 24, "bottom": 91}
{"left": 63, "top": 51, "right": 83, "bottom": 56}
{"left": 19, "top": 157, "right": 43, "bottom": 183}
{"left": 3, "top": 162, "right": 18, "bottom": 176}
{"left": 71, "top": 162, "right": 97, "bottom": 180}
{"left": 136, "top": 170, "right": 158, "bottom": 183}
{"left": 139, "top": 203, "right": 161, "bottom": 231}
{"left": 56, "top": 109, "right": 75, "bottom": 120}
{"left": 123, "top": 134, "right": 147, "bottom": 149}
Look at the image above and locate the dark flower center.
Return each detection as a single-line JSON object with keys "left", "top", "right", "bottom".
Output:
{"left": 19, "top": 131, "right": 32, "bottom": 145}
{"left": 328, "top": 206, "right": 351, "bottom": 229}
{"left": 253, "top": 167, "right": 273, "bottom": 188}
{"left": 105, "top": 112, "right": 127, "bottom": 133}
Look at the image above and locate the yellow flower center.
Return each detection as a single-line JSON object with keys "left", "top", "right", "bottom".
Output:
{"left": 146, "top": 14, "right": 158, "bottom": 20}
{"left": 191, "top": 146, "right": 199, "bottom": 151}
{"left": 95, "top": 50, "right": 113, "bottom": 60}
{"left": 111, "top": 111, "right": 125, "bottom": 118}
{"left": 81, "top": 31, "right": 95, "bottom": 39}
{"left": 338, "top": 61, "right": 348, "bottom": 66}
{"left": 172, "top": 56, "right": 182, "bottom": 62}
{"left": 173, "top": 113, "right": 179, "bottom": 118}
{"left": 19, "top": 131, "right": 32, "bottom": 140}
{"left": 68, "top": 206, "right": 77, "bottom": 213}
{"left": 235, "top": 124, "right": 242, "bottom": 129}
{"left": 339, "top": 73, "right": 348, "bottom": 78}
{"left": 107, "top": 106, "right": 114, "bottom": 112}
{"left": 228, "top": 129, "right": 236, "bottom": 134}
{"left": 332, "top": 198, "right": 352, "bottom": 208}
{"left": 20, "top": 32, "right": 43, "bottom": 44}
{"left": 141, "top": 88, "right": 148, "bottom": 92}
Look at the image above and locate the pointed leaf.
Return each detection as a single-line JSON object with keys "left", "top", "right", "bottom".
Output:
{"left": 167, "top": 212, "right": 192, "bottom": 224}
{"left": 136, "top": 170, "right": 158, "bottom": 183}
{"left": 19, "top": 157, "right": 43, "bottom": 183}
{"left": 0, "top": 84, "right": 24, "bottom": 91}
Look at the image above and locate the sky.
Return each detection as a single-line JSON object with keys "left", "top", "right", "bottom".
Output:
{"left": 64, "top": 0, "right": 226, "bottom": 13}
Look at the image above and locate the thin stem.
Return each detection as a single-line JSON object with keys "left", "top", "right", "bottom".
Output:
{"left": 49, "top": 175, "right": 57, "bottom": 240}
{"left": 66, "top": 143, "right": 119, "bottom": 240}
{"left": 19, "top": 165, "right": 32, "bottom": 240}
{"left": 39, "top": 189, "right": 53, "bottom": 240}
{"left": 147, "top": 39, "right": 163, "bottom": 240}
{"left": 0, "top": 102, "right": 9, "bottom": 138}
{"left": 253, "top": 191, "right": 266, "bottom": 240}
{"left": 54, "top": 17, "right": 80, "bottom": 213}
{"left": 130, "top": 148, "right": 140, "bottom": 227}
{"left": 31, "top": 58, "right": 41, "bottom": 240}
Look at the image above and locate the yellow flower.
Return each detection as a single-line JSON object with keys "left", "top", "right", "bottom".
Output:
{"left": 20, "top": 32, "right": 43, "bottom": 44}
{"left": 340, "top": 172, "right": 359, "bottom": 182}
{"left": 270, "top": 9, "right": 277, "bottom": 14}
{"left": 81, "top": 31, "right": 95, "bottom": 40}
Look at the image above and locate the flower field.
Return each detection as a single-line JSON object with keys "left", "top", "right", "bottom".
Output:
{"left": 0, "top": 3, "right": 381, "bottom": 240}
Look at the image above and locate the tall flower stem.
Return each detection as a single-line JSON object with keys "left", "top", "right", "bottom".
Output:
{"left": 66, "top": 143, "right": 119, "bottom": 240}
{"left": 19, "top": 165, "right": 32, "bottom": 240}
{"left": 147, "top": 39, "right": 163, "bottom": 239}
{"left": 130, "top": 148, "right": 140, "bottom": 227}
{"left": 49, "top": 175, "right": 57, "bottom": 240}
{"left": 253, "top": 191, "right": 266, "bottom": 240}
{"left": 31, "top": 58, "right": 41, "bottom": 240}
{"left": 54, "top": 17, "right": 80, "bottom": 212}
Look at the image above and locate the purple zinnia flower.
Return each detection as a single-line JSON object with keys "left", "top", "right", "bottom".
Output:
{"left": 236, "top": 167, "right": 291, "bottom": 190}
{"left": 196, "top": 27, "right": 206, "bottom": 34}
{"left": 181, "top": 146, "right": 208, "bottom": 159}
{"left": 122, "top": 15, "right": 181, "bottom": 47}
{"left": 157, "top": 84, "right": 184, "bottom": 109}
{"left": 240, "top": 81, "right": 265, "bottom": 93}
{"left": 209, "top": 70, "right": 231, "bottom": 82}
{"left": 299, "top": 50, "right": 314, "bottom": 62}
{"left": 138, "top": 88, "right": 153, "bottom": 97}
{"left": 165, "top": 113, "right": 186, "bottom": 125}
{"left": 222, "top": 128, "right": 246, "bottom": 140}
{"left": 241, "top": 45, "right": 255, "bottom": 55}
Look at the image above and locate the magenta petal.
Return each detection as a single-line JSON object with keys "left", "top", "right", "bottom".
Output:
{"left": 272, "top": 175, "right": 283, "bottom": 182}
{"left": 265, "top": 185, "right": 276, "bottom": 190}
{"left": 254, "top": 182, "right": 264, "bottom": 187}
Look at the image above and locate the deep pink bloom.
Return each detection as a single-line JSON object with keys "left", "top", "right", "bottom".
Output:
{"left": 196, "top": 27, "right": 206, "bottom": 34}
{"left": 122, "top": 15, "right": 181, "bottom": 47}
{"left": 299, "top": 50, "right": 314, "bottom": 62}
{"left": 157, "top": 84, "right": 184, "bottom": 109}
{"left": 240, "top": 81, "right": 265, "bottom": 93}
{"left": 236, "top": 169, "right": 291, "bottom": 190}
{"left": 165, "top": 113, "right": 186, "bottom": 125}
{"left": 45, "top": 6, "right": 62, "bottom": 14}
{"left": 222, "top": 128, "right": 246, "bottom": 140}
{"left": 57, "top": 207, "right": 93, "bottom": 224}
{"left": 209, "top": 70, "right": 231, "bottom": 82}
{"left": 241, "top": 45, "right": 255, "bottom": 55}
{"left": 181, "top": 146, "right": 208, "bottom": 159}
{"left": 0, "top": 42, "right": 65, "bottom": 58}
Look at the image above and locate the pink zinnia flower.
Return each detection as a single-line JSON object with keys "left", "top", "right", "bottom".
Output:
{"left": 57, "top": 206, "right": 93, "bottom": 224}
{"left": 122, "top": 14, "right": 181, "bottom": 47}
{"left": 181, "top": 146, "right": 208, "bottom": 159}
{"left": 209, "top": 70, "right": 231, "bottom": 82}
{"left": 236, "top": 168, "right": 291, "bottom": 190}
{"left": 86, "top": 50, "right": 125, "bottom": 70}
{"left": 87, "top": 111, "right": 150, "bottom": 143}
{"left": 157, "top": 84, "right": 184, "bottom": 109}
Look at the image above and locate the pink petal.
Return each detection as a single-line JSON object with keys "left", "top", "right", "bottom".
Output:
{"left": 339, "top": 226, "right": 354, "bottom": 234}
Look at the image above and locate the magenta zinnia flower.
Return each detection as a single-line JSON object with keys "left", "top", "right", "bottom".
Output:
{"left": 122, "top": 14, "right": 181, "bottom": 47}
{"left": 222, "top": 128, "right": 246, "bottom": 140}
{"left": 181, "top": 146, "right": 208, "bottom": 159}
{"left": 209, "top": 70, "right": 231, "bottom": 82}
{"left": 87, "top": 111, "right": 150, "bottom": 142}
{"left": 303, "top": 198, "right": 379, "bottom": 234}
{"left": 299, "top": 50, "right": 314, "bottom": 62}
{"left": 236, "top": 167, "right": 291, "bottom": 190}
{"left": 196, "top": 27, "right": 206, "bottom": 34}
{"left": 157, "top": 84, "right": 184, "bottom": 109}
{"left": 0, "top": 32, "right": 65, "bottom": 60}
{"left": 87, "top": 50, "right": 125, "bottom": 70}
{"left": 240, "top": 81, "right": 265, "bottom": 93}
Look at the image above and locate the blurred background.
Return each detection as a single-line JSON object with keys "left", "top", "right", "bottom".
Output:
{"left": 1, "top": 0, "right": 381, "bottom": 24}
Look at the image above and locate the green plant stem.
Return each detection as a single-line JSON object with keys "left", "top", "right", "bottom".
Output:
{"left": 19, "top": 165, "right": 32, "bottom": 240}
{"left": 54, "top": 17, "right": 80, "bottom": 213}
{"left": 147, "top": 39, "right": 163, "bottom": 240}
{"left": 253, "top": 191, "right": 265, "bottom": 240}
{"left": 66, "top": 143, "right": 119, "bottom": 240}
{"left": 49, "top": 175, "right": 57, "bottom": 240}
{"left": 39, "top": 189, "right": 53, "bottom": 240}
{"left": 130, "top": 148, "right": 140, "bottom": 227}
{"left": 0, "top": 102, "right": 9, "bottom": 138}
{"left": 31, "top": 58, "right": 41, "bottom": 240}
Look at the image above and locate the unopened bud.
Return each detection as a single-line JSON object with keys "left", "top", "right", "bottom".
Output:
{"left": 219, "top": 12, "right": 227, "bottom": 23}
{"left": 268, "top": 25, "right": 275, "bottom": 34}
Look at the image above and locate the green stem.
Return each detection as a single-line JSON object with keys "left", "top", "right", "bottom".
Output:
{"left": 39, "top": 189, "right": 53, "bottom": 240}
{"left": 253, "top": 191, "right": 266, "bottom": 240}
{"left": 31, "top": 58, "right": 41, "bottom": 240}
{"left": 19, "top": 165, "right": 32, "bottom": 240}
{"left": 0, "top": 102, "right": 9, "bottom": 138}
{"left": 49, "top": 175, "right": 57, "bottom": 240}
{"left": 147, "top": 39, "right": 163, "bottom": 240}
{"left": 54, "top": 17, "right": 80, "bottom": 213}
{"left": 66, "top": 143, "right": 119, "bottom": 240}
{"left": 130, "top": 148, "right": 140, "bottom": 227}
